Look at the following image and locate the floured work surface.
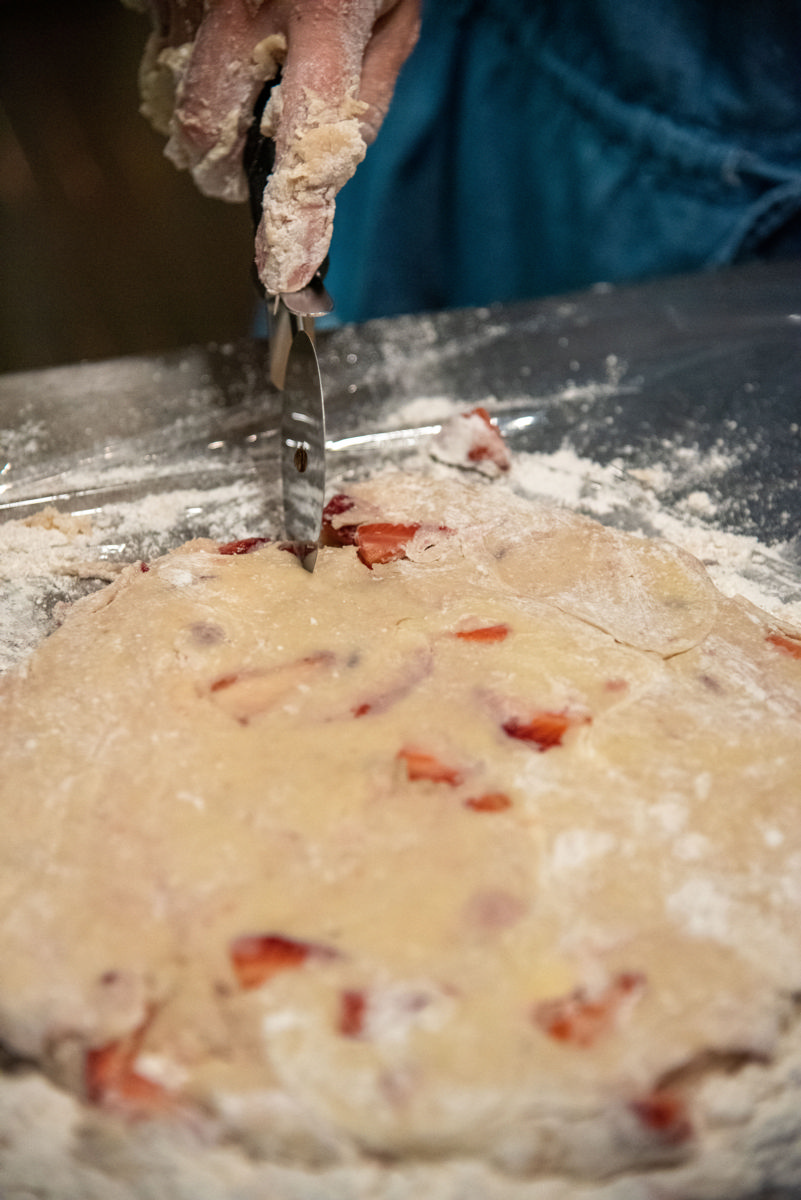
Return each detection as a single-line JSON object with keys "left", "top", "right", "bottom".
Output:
{"left": 3, "top": 260, "right": 801, "bottom": 677}
{"left": 2, "top": 471, "right": 801, "bottom": 1200}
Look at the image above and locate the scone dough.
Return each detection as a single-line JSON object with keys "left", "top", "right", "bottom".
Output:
{"left": 1, "top": 473, "right": 801, "bottom": 1198}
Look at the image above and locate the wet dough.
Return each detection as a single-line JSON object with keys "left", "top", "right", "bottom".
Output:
{"left": 1, "top": 473, "right": 801, "bottom": 1199}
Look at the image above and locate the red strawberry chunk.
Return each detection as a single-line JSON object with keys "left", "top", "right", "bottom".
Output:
{"left": 351, "top": 652, "right": 433, "bottom": 719}
{"left": 210, "top": 673, "right": 238, "bottom": 693}
{"left": 323, "top": 523, "right": 359, "bottom": 547}
{"left": 218, "top": 536, "right": 271, "bottom": 556}
{"left": 398, "top": 747, "right": 464, "bottom": 786}
{"left": 503, "top": 709, "right": 590, "bottom": 751}
{"left": 433, "top": 406, "right": 511, "bottom": 473}
{"left": 454, "top": 623, "right": 510, "bottom": 643}
{"left": 532, "top": 971, "right": 645, "bottom": 1047}
{"left": 229, "top": 933, "right": 337, "bottom": 989}
{"left": 465, "top": 792, "right": 512, "bottom": 812}
{"left": 85, "top": 1020, "right": 175, "bottom": 1115}
{"left": 208, "top": 653, "right": 334, "bottom": 724}
{"left": 321, "top": 494, "right": 360, "bottom": 547}
{"left": 464, "top": 407, "right": 511, "bottom": 470}
{"left": 356, "top": 522, "right": 421, "bottom": 568}
{"left": 324, "top": 494, "right": 356, "bottom": 518}
{"left": 766, "top": 631, "right": 801, "bottom": 660}
{"left": 338, "top": 989, "right": 368, "bottom": 1038}
{"left": 630, "top": 1090, "right": 692, "bottom": 1144}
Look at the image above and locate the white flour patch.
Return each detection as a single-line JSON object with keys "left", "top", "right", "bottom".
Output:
{"left": 105, "top": 481, "right": 265, "bottom": 542}
{"left": 668, "top": 877, "right": 732, "bottom": 941}
{"left": 546, "top": 829, "right": 617, "bottom": 877}
{"left": 0, "top": 516, "right": 98, "bottom": 581}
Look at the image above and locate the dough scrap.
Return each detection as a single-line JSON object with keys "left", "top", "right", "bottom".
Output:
{"left": 1, "top": 473, "right": 801, "bottom": 1198}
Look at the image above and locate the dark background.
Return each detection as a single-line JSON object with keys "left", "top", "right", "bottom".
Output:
{"left": 0, "top": 0, "right": 255, "bottom": 374}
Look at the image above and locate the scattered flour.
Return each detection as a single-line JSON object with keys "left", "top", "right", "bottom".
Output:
{"left": 0, "top": 508, "right": 100, "bottom": 581}
{"left": 667, "top": 877, "right": 732, "bottom": 942}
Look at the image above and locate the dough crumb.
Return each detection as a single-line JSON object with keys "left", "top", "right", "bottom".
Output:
{"left": 23, "top": 506, "right": 93, "bottom": 538}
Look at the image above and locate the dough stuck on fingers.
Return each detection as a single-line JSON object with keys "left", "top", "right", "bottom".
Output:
{"left": 165, "top": 16, "right": 287, "bottom": 203}
{"left": 132, "top": 1, "right": 420, "bottom": 294}
{"left": 254, "top": 0, "right": 422, "bottom": 293}
{"left": 133, "top": 2, "right": 287, "bottom": 203}
{"left": 252, "top": 0, "right": 379, "bottom": 294}
{"left": 256, "top": 83, "right": 369, "bottom": 293}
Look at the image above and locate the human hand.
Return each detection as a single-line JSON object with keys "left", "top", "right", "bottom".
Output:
{"left": 133, "top": 0, "right": 421, "bottom": 295}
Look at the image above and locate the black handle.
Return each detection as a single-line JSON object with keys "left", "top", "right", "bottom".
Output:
{"left": 243, "top": 74, "right": 279, "bottom": 232}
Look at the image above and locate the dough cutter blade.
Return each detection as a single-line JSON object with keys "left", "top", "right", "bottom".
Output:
{"left": 244, "top": 75, "right": 334, "bottom": 571}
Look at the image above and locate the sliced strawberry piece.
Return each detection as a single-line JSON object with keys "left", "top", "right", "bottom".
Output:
{"left": 356, "top": 522, "right": 421, "bottom": 568}
{"left": 207, "top": 652, "right": 334, "bottom": 724}
{"left": 503, "top": 710, "right": 589, "bottom": 751}
{"left": 338, "top": 989, "right": 368, "bottom": 1038}
{"left": 432, "top": 406, "right": 511, "bottom": 473}
{"left": 766, "top": 631, "right": 801, "bottom": 660}
{"left": 324, "top": 494, "right": 356, "bottom": 518}
{"left": 321, "top": 494, "right": 360, "bottom": 547}
{"left": 229, "top": 933, "right": 337, "bottom": 990}
{"left": 465, "top": 407, "right": 511, "bottom": 470}
{"left": 139, "top": 561, "right": 150, "bottom": 573}
{"left": 398, "top": 747, "right": 464, "bottom": 786}
{"left": 454, "top": 623, "right": 510, "bottom": 643}
{"left": 210, "top": 673, "right": 237, "bottom": 692}
{"left": 532, "top": 971, "right": 645, "bottom": 1047}
{"left": 630, "top": 1090, "right": 692, "bottom": 1145}
{"left": 218, "top": 536, "right": 271, "bottom": 555}
{"left": 86, "top": 1039, "right": 136, "bottom": 1104}
{"left": 86, "top": 1044, "right": 170, "bottom": 1111}
{"left": 85, "top": 1019, "right": 176, "bottom": 1115}
{"left": 351, "top": 650, "right": 433, "bottom": 720}
{"left": 465, "top": 792, "right": 512, "bottom": 812}
{"left": 323, "top": 524, "right": 360, "bottom": 547}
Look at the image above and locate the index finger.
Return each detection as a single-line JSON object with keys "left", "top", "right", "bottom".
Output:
{"left": 255, "top": 1, "right": 416, "bottom": 294}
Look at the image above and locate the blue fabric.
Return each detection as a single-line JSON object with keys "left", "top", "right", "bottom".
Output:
{"left": 325, "top": 0, "right": 801, "bottom": 323}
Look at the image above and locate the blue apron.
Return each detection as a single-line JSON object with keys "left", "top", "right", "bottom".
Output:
{"left": 325, "top": 0, "right": 801, "bottom": 322}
